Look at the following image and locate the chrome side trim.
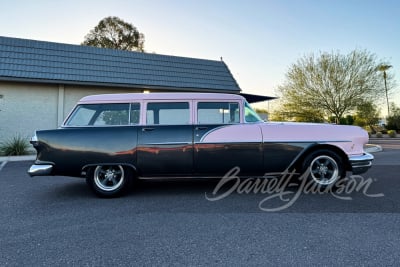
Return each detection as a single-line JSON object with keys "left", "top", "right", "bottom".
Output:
{"left": 28, "top": 164, "right": 53, "bottom": 177}
{"left": 199, "top": 125, "right": 230, "bottom": 142}
{"left": 194, "top": 141, "right": 261, "bottom": 145}
{"left": 144, "top": 142, "right": 192, "bottom": 145}
{"left": 263, "top": 140, "right": 351, "bottom": 143}
{"left": 62, "top": 125, "right": 138, "bottom": 128}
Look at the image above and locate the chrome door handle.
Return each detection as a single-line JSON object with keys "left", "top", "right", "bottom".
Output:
{"left": 142, "top": 127, "right": 155, "bottom": 132}
{"left": 195, "top": 126, "right": 208, "bottom": 130}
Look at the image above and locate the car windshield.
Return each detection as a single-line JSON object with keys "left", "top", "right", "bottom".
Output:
{"left": 244, "top": 101, "right": 263, "bottom": 123}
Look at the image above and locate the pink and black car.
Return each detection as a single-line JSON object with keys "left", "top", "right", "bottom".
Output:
{"left": 28, "top": 93, "right": 373, "bottom": 197}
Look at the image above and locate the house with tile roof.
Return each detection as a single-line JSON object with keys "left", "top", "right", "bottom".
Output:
{"left": 0, "top": 36, "right": 272, "bottom": 142}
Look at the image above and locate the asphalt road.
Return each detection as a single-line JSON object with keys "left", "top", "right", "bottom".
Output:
{"left": 0, "top": 141, "right": 399, "bottom": 266}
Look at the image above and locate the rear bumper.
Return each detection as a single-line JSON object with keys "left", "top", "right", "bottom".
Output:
{"left": 349, "top": 152, "right": 374, "bottom": 175}
{"left": 28, "top": 164, "right": 53, "bottom": 177}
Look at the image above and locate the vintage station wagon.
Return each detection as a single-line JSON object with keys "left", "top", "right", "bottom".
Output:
{"left": 28, "top": 93, "right": 373, "bottom": 197}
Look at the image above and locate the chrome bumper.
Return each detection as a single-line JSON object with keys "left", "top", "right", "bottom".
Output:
{"left": 28, "top": 164, "right": 53, "bottom": 177}
{"left": 349, "top": 152, "right": 374, "bottom": 175}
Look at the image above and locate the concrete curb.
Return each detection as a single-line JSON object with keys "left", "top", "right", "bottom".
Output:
{"left": 0, "top": 155, "right": 36, "bottom": 162}
{"left": 369, "top": 137, "right": 400, "bottom": 140}
{"left": 0, "top": 161, "right": 7, "bottom": 171}
{"left": 364, "top": 144, "right": 383, "bottom": 153}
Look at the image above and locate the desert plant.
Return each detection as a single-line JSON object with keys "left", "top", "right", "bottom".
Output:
{"left": 375, "top": 132, "right": 383, "bottom": 138}
{"left": 388, "top": 130, "right": 397, "bottom": 138}
{"left": 0, "top": 135, "right": 30, "bottom": 156}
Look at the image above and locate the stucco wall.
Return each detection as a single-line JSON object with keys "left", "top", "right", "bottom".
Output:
{"left": 0, "top": 82, "right": 58, "bottom": 143}
{"left": 0, "top": 81, "right": 142, "bottom": 144}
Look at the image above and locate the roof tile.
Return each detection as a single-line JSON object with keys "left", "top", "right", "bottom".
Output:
{"left": 0, "top": 36, "right": 240, "bottom": 92}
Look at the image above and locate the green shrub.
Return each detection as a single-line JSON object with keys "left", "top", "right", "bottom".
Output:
{"left": 388, "top": 130, "right": 397, "bottom": 138}
{"left": 387, "top": 115, "right": 400, "bottom": 131}
{"left": 376, "top": 132, "right": 383, "bottom": 138}
{"left": 0, "top": 135, "right": 30, "bottom": 156}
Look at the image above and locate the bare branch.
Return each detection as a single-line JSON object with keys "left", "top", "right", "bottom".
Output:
{"left": 275, "top": 49, "right": 393, "bottom": 122}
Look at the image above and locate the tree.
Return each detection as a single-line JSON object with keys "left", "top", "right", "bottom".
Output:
{"left": 276, "top": 49, "right": 393, "bottom": 123}
{"left": 328, "top": 115, "right": 355, "bottom": 125}
{"left": 272, "top": 104, "right": 325, "bottom": 122}
{"left": 82, "top": 16, "right": 145, "bottom": 51}
{"left": 387, "top": 103, "right": 400, "bottom": 131}
{"left": 354, "top": 101, "right": 380, "bottom": 130}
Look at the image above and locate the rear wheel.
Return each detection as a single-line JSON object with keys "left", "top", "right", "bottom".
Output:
{"left": 86, "top": 165, "right": 133, "bottom": 197}
{"left": 302, "top": 150, "right": 345, "bottom": 188}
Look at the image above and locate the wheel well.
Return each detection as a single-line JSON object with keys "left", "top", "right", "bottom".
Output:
{"left": 82, "top": 163, "right": 138, "bottom": 177}
{"left": 291, "top": 144, "right": 350, "bottom": 172}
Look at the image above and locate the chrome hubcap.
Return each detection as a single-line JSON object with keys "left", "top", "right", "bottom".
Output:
{"left": 94, "top": 165, "right": 124, "bottom": 191}
{"left": 309, "top": 155, "right": 339, "bottom": 185}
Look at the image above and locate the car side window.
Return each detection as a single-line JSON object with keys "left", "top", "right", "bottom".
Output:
{"left": 66, "top": 105, "right": 97, "bottom": 126}
{"left": 146, "top": 102, "right": 190, "bottom": 125}
{"left": 129, "top": 103, "right": 140, "bottom": 124}
{"left": 65, "top": 103, "right": 140, "bottom": 126}
{"left": 244, "top": 101, "right": 263, "bottom": 123}
{"left": 93, "top": 104, "right": 130, "bottom": 126}
{"left": 197, "top": 102, "right": 240, "bottom": 124}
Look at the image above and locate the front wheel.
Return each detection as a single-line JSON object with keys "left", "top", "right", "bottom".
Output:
{"left": 301, "top": 150, "right": 345, "bottom": 188}
{"left": 86, "top": 165, "right": 133, "bottom": 197}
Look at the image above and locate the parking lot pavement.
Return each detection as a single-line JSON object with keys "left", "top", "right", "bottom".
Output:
{"left": 1, "top": 157, "right": 400, "bottom": 266}
{"left": 0, "top": 155, "right": 35, "bottom": 172}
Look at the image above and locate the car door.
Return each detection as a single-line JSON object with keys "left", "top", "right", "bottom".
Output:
{"left": 137, "top": 101, "right": 193, "bottom": 177}
{"left": 193, "top": 101, "right": 263, "bottom": 177}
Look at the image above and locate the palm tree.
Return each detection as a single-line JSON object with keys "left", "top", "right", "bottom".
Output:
{"left": 377, "top": 64, "right": 392, "bottom": 116}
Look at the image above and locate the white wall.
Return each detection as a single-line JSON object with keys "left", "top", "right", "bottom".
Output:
{"left": 0, "top": 82, "right": 58, "bottom": 143}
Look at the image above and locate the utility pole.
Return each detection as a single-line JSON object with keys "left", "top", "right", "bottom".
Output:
{"left": 377, "top": 64, "right": 393, "bottom": 117}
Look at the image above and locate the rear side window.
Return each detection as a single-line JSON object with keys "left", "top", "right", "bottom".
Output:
{"left": 197, "top": 102, "right": 240, "bottom": 124}
{"left": 65, "top": 103, "right": 140, "bottom": 126}
{"left": 146, "top": 102, "right": 190, "bottom": 125}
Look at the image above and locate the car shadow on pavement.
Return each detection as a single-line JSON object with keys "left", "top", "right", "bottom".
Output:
{"left": 3, "top": 161, "right": 399, "bottom": 214}
{"left": 33, "top": 171, "right": 400, "bottom": 213}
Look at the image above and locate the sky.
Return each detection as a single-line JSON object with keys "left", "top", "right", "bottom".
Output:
{"left": 1, "top": 0, "right": 399, "bottom": 113}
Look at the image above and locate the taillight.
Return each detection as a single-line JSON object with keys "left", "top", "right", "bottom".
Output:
{"left": 30, "top": 132, "right": 39, "bottom": 146}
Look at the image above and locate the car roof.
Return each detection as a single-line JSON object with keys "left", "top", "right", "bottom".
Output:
{"left": 78, "top": 92, "right": 245, "bottom": 104}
